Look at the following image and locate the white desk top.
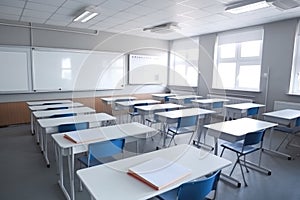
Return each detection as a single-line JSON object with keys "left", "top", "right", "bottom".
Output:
{"left": 77, "top": 144, "right": 231, "bottom": 200}
{"left": 135, "top": 103, "right": 184, "bottom": 112}
{"left": 101, "top": 96, "right": 137, "bottom": 103}
{"left": 52, "top": 122, "right": 156, "bottom": 149}
{"left": 224, "top": 102, "right": 265, "bottom": 110}
{"left": 116, "top": 99, "right": 160, "bottom": 107}
{"left": 33, "top": 107, "right": 95, "bottom": 118}
{"left": 192, "top": 98, "right": 229, "bottom": 104}
{"left": 263, "top": 109, "right": 300, "bottom": 120}
{"left": 37, "top": 113, "right": 116, "bottom": 129}
{"left": 204, "top": 118, "right": 277, "bottom": 138}
{"left": 151, "top": 93, "right": 177, "bottom": 98}
{"left": 168, "top": 95, "right": 202, "bottom": 100}
{"left": 26, "top": 100, "right": 72, "bottom": 106}
{"left": 28, "top": 102, "right": 83, "bottom": 111}
{"left": 155, "top": 108, "right": 215, "bottom": 119}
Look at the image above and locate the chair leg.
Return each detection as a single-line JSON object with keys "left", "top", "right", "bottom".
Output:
{"left": 229, "top": 159, "right": 239, "bottom": 176}
{"left": 220, "top": 147, "right": 226, "bottom": 157}
{"left": 238, "top": 158, "right": 248, "bottom": 187}
{"left": 243, "top": 155, "right": 250, "bottom": 173}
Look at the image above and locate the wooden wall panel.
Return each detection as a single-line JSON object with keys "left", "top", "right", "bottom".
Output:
{"left": 0, "top": 93, "right": 154, "bottom": 126}
{"left": 0, "top": 102, "right": 30, "bottom": 126}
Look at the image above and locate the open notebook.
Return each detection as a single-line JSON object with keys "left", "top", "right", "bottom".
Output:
{"left": 128, "top": 157, "right": 191, "bottom": 190}
{"left": 63, "top": 131, "right": 104, "bottom": 144}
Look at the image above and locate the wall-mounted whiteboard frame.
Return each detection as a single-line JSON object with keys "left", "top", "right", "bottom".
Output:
{"left": 0, "top": 46, "right": 31, "bottom": 92}
{"left": 32, "top": 47, "right": 125, "bottom": 91}
{"left": 128, "top": 54, "right": 168, "bottom": 85}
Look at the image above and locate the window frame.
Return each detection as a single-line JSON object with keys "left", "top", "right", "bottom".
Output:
{"left": 213, "top": 27, "right": 264, "bottom": 92}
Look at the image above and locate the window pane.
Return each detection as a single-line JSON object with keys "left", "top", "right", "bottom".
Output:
{"left": 218, "top": 63, "right": 236, "bottom": 88}
{"left": 238, "top": 65, "right": 260, "bottom": 89}
{"left": 241, "top": 40, "right": 261, "bottom": 57}
{"left": 219, "top": 44, "right": 236, "bottom": 58}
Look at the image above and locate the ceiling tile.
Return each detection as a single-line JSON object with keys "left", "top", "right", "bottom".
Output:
{"left": 139, "top": 0, "right": 175, "bottom": 9}
{"left": 21, "top": 16, "right": 47, "bottom": 23}
{"left": 0, "top": 0, "right": 25, "bottom": 8}
{"left": 28, "top": 0, "right": 66, "bottom": 7}
{"left": 123, "top": 4, "right": 156, "bottom": 15}
{"left": 0, "top": 5, "right": 23, "bottom": 15}
{"left": 25, "top": 2, "right": 59, "bottom": 12}
{"left": 62, "top": 0, "right": 89, "bottom": 10}
{"left": 22, "top": 9, "right": 52, "bottom": 18}
{"left": 72, "top": 0, "right": 107, "bottom": 6}
{"left": 100, "top": 0, "right": 133, "bottom": 11}
{"left": 0, "top": 13, "right": 20, "bottom": 21}
{"left": 45, "top": 19, "right": 71, "bottom": 26}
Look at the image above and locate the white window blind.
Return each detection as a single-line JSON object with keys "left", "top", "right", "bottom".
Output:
{"left": 213, "top": 27, "right": 264, "bottom": 91}
{"left": 169, "top": 37, "right": 199, "bottom": 87}
{"left": 289, "top": 21, "right": 300, "bottom": 95}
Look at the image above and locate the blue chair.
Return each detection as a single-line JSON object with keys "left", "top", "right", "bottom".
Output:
{"left": 164, "top": 96, "right": 170, "bottom": 103}
{"left": 129, "top": 103, "right": 148, "bottom": 122}
{"left": 47, "top": 107, "right": 68, "bottom": 110}
{"left": 220, "top": 129, "right": 266, "bottom": 186}
{"left": 58, "top": 122, "right": 89, "bottom": 133}
{"left": 276, "top": 117, "right": 300, "bottom": 150}
{"left": 212, "top": 102, "right": 223, "bottom": 109}
{"left": 50, "top": 113, "right": 74, "bottom": 118}
{"left": 77, "top": 138, "right": 125, "bottom": 167}
{"left": 246, "top": 107, "right": 259, "bottom": 118}
{"left": 166, "top": 115, "right": 198, "bottom": 147}
{"left": 157, "top": 170, "right": 221, "bottom": 200}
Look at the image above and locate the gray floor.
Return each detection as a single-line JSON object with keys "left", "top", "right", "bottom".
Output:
{"left": 0, "top": 122, "right": 300, "bottom": 200}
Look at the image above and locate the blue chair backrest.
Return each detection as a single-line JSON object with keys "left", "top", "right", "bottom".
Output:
{"left": 247, "top": 107, "right": 259, "bottom": 116}
{"left": 89, "top": 138, "right": 125, "bottom": 162}
{"left": 58, "top": 122, "right": 88, "bottom": 133}
{"left": 133, "top": 103, "right": 148, "bottom": 112}
{"left": 178, "top": 116, "right": 198, "bottom": 129}
{"left": 164, "top": 96, "right": 170, "bottom": 102}
{"left": 243, "top": 129, "right": 265, "bottom": 146}
{"left": 50, "top": 113, "right": 75, "bottom": 118}
{"left": 212, "top": 102, "right": 223, "bottom": 109}
{"left": 177, "top": 170, "right": 220, "bottom": 200}
{"left": 183, "top": 98, "right": 194, "bottom": 104}
{"left": 296, "top": 117, "right": 300, "bottom": 127}
{"left": 47, "top": 107, "right": 68, "bottom": 110}
{"left": 43, "top": 102, "right": 63, "bottom": 105}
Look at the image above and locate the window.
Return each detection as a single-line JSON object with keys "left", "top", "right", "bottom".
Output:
{"left": 289, "top": 21, "right": 300, "bottom": 95}
{"left": 213, "top": 27, "right": 264, "bottom": 91}
{"left": 169, "top": 37, "right": 199, "bottom": 87}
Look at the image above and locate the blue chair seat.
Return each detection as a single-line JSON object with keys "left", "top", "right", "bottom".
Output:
{"left": 77, "top": 155, "right": 103, "bottom": 167}
{"left": 157, "top": 170, "right": 221, "bottom": 200}
{"left": 221, "top": 141, "right": 260, "bottom": 155}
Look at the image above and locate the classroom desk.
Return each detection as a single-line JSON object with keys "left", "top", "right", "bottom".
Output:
{"left": 134, "top": 103, "right": 184, "bottom": 124}
{"left": 77, "top": 144, "right": 231, "bottom": 200}
{"left": 155, "top": 108, "right": 215, "bottom": 148}
{"left": 168, "top": 95, "right": 202, "bottom": 105}
{"left": 224, "top": 102, "right": 265, "bottom": 120}
{"left": 101, "top": 96, "right": 137, "bottom": 104}
{"left": 151, "top": 93, "right": 177, "bottom": 101}
{"left": 263, "top": 109, "right": 300, "bottom": 160}
{"left": 26, "top": 99, "right": 72, "bottom": 106}
{"left": 115, "top": 99, "right": 161, "bottom": 108}
{"left": 28, "top": 102, "right": 83, "bottom": 134}
{"left": 52, "top": 122, "right": 157, "bottom": 200}
{"left": 37, "top": 113, "right": 116, "bottom": 167}
{"left": 32, "top": 107, "right": 96, "bottom": 144}
{"left": 192, "top": 98, "right": 229, "bottom": 109}
{"left": 204, "top": 118, "right": 277, "bottom": 187}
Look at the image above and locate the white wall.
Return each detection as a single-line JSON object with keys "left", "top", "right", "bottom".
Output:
{"left": 0, "top": 22, "right": 169, "bottom": 102}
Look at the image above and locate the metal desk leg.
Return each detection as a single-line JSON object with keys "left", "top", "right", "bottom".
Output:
{"left": 31, "top": 113, "right": 34, "bottom": 135}
{"left": 67, "top": 148, "right": 75, "bottom": 200}
{"left": 58, "top": 147, "right": 71, "bottom": 200}
{"left": 262, "top": 127, "right": 292, "bottom": 160}
{"left": 42, "top": 129, "right": 50, "bottom": 167}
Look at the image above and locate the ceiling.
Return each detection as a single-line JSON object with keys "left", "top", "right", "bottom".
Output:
{"left": 1, "top": 0, "right": 300, "bottom": 40}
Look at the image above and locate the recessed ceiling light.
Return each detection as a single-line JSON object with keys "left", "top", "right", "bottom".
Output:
{"left": 225, "top": 0, "right": 270, "bottom": 14}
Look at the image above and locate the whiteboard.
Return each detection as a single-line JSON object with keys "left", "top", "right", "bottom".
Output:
{"left": 129, "top": 54, "right": 168, "bottom": 85}
{"left": 32, "top": 48, "right": 125, "bottom": 91}
{"left": 0, "top": 46, "right": 30, "bottom": 92}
